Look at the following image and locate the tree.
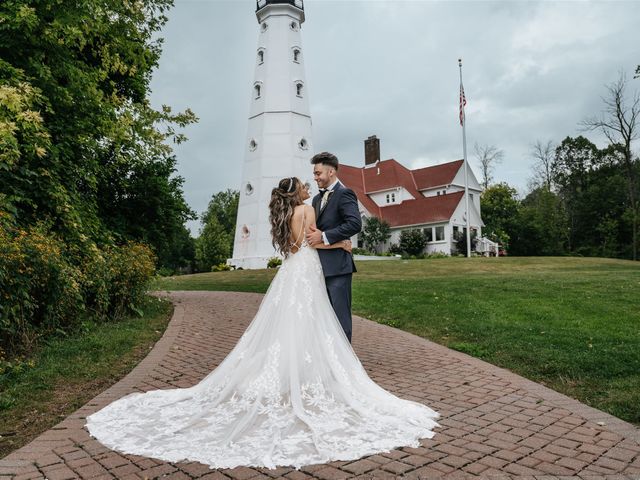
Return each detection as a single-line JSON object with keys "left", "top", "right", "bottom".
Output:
{"left": 359, "top": 216, "right": 391, "bottom": 253}
{"left": 511, "top": 188, "right": 568, "bottom": 256}
{"left": 529, "top": 140, "right": 556, "bottom": 191}
{"left": 480, "top": 183, "right": 520, "bottom": 249}
{"left": 581, "top": 72, "right": 640, "bottom": 260}
{"left": 201, "top": 189, "right": 239, "bottom": 256}
{"left": 399, "top": 229, "right": 427, "bottom": 256}
{"left": 0, "top": 0, "right": 197, "bottom": 263}
{"left": 195, "top": 190, "right": 239, "bottom": 271}
{"left": 474, "top": 143, "right": 504, "bottom": 189}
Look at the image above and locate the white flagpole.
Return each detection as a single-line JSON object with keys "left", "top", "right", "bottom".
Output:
{"left": 459, "top": 58, "right": 471, "bottom": 258}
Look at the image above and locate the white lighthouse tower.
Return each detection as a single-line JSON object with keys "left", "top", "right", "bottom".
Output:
{"left": 229, "top": 0, "right": 314, "bottom": 270}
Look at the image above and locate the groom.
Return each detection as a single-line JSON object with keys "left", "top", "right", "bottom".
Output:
{"left": 306, "top": 152, "right": 362, "bottom": 343}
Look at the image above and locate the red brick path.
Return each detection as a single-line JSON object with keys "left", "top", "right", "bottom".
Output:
{"left": 2, "top": 291, "right": 639, "bottom": 479}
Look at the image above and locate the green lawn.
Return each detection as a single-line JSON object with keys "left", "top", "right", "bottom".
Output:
{"left": 0, "top": 296, "right": 172, "bottom": 457}
{"left": 154, "top": 256, "right": 640, "bottom": 425}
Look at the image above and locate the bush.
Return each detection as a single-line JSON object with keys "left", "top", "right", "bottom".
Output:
{"left": 0, "top": 213, "right": 156, "bottom": 356}
{"left": 399, "top": 229, "right": 427, "bottom": 256}
{"left": 212, "top": 263, "right": 231, "bottom": 272}
{"left": 267, "top": 257, "right": 282, "bottom": 269}
{"left": 453, "top": 230, "right": 479, "bottom": 254}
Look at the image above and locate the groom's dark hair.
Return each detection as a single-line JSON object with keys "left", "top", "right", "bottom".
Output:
{"left": 310, "top": 152, "right": 339, "bottom": 171}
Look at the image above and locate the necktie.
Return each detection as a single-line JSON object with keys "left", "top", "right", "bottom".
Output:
{"left": 321, "top": 189, "right": 331, "bottom": 209}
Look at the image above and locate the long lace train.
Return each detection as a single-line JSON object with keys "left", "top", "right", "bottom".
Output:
{"left": 86, "top": 243, "right": 439, "bottom": 469}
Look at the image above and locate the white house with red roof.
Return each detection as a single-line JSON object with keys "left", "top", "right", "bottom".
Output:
{"left": 339, "top": 136, "right": 485, "bottom": 255}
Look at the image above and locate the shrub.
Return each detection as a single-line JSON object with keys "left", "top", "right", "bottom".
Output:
{"left": 212, "top": 263, "right": 231, "bottom": 272}
{"left": 0, "top": 213, "right": 156, "bottom": 356}
{"left": 399, "top": 229, "right": 427, "bottom": 256}
{"left": 0, "top": 221, "right": 83, "bottom": 353}
{"left": 267, "top": 257, "right": 282, "bottom": 269}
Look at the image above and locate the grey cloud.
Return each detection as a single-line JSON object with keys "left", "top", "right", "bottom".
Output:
{"left": 151, "top": 0, "right": 640, "bottom": 233}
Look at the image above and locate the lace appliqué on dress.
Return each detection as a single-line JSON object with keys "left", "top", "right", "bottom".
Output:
{"left": 86, "top": 241, "right": 439, "bottom": 470}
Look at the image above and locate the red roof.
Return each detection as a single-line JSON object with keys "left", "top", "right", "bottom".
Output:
{"left": 413, "top": 159, "right": 464, "bottom": 189}
{"left": 338, "top": 159, "right": 464, "bottom": 227}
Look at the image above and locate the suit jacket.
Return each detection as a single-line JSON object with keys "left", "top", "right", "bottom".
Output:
{"left": 312, "top": 181, "right": 362, "bottom": 277}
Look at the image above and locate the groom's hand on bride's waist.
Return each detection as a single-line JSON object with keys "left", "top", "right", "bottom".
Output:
{"left": 306, "top": 226, "right": 324, "bottom": 245}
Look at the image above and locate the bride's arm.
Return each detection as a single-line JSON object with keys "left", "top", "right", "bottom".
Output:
{"left": 314, "top": 239, "right": 352, "bottom": 252}
{"left": 305, "top": 206, "right": 352, "bottom": 252}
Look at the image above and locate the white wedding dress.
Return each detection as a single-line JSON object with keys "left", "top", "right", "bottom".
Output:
{"left": 86, "top": 234, "right": 439, "bottom": 470}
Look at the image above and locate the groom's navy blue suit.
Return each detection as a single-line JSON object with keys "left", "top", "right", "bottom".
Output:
{"left": 312, "top": 181, "right": 362, "bottom": 342}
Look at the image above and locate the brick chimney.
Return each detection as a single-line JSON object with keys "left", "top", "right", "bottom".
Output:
{"left": 364, "top": 135, "right": 380, "bottom": 166}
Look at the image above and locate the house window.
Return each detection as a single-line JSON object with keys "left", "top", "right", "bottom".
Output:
{"left": 293, "top": 48, "right": 300, "bottom": 62}
{"left": 470, "top": 193, "right": 474, "bottom": 202}
{"left": 391, "top": 192, "right": 396, "bottom": 202}
{"left": 435, "top": 226, "right": 445, "bottom": 241}
{"left": 437, "top": 191, "right": 441, "bottom": 196}
{"left": 424, "top": 227, "right": 433, "bottom": 243}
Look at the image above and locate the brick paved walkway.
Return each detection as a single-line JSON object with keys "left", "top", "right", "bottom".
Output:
{"left": 2, "top": 291, "right": 639, "bottom": 480}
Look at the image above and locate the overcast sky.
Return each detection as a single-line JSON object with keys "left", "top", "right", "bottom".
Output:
{"left": 149, "top": 0, "right": 640, "bottom": 235}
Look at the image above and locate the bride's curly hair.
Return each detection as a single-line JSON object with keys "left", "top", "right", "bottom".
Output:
{"left": 269, "top": 177, "right": 303, "bottom": 258}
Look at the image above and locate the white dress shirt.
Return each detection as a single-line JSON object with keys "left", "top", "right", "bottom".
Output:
{"left": 320, "top": 179, "right": 340, "bottom": 245}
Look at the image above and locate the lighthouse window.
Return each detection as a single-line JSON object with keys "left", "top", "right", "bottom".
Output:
{"left": 254, "top": 84, "right": 261, "bottom": 98}
{"left": 290, "top": 21, "right": 298, "bottom": 31}
{"left": 257, "top": 50, "right": 264, "bottom": 64}
{"left": 245, "top": 183, "right": 254, "bottom": 195}
{"left": 261, "top": 22, "right": 268, "bottom": 32}
{"left": 296, "top": 82, "right": 303, "bottom": 97}
{"left": 293, "top": 49, "right": 300, "bottom": 63}
{"left": 249, "top": 138, "right": 257, "bottom": 151}
{"left": 298, "top": 138, "right": 308, "bottom": 150}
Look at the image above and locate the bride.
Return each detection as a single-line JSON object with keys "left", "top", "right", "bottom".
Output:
{"left": 86, "top": 177, "right": 439, "bottom": 470}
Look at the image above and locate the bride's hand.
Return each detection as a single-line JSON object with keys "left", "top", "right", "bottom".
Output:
{"left": 341, "top": 239, "right": 352, "bottom": 253}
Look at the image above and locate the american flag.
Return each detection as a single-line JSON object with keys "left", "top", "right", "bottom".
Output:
{"left": 459, "top": 83, "right": 466, "bottom": 126}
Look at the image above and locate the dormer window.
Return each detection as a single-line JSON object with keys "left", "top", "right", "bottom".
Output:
{"left": 385, "top": 192, "right": 396, "bottom": 204}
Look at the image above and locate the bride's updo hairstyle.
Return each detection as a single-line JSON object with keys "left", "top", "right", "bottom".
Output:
{"left": 269, "top": 177, "right": 304, "bottom": 257}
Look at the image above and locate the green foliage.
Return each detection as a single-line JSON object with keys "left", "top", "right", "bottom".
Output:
{"left": 453, "top": 229, "right": 479, "bottom": 255}
{"left": 399, "top": 229, "right": 427, "bottom": 256}
{"left": 480, "top": 183, "right": 520, "bottom": 249}
{"left": 267, "top": 257, "right": 282, "bottom": 269}
{"left": 212, "top": 263, "right": 232, "bottom": 272}
{"left": 0, "top": 215, "right": 156, "bottom": 355}
{"left": 0, "top": 1, "right": 195, "bottom": 355}
{"left": 359, "top": 216, "right": 391, "bottom": 253}
{"left": 0, "top": 0, "right": 196, "bottom": 265}
{"left": 511, "top": 187, "right": 568, "bottom": 256}
{"left": 195, "top": 190, "right": 239, "bottom": 272}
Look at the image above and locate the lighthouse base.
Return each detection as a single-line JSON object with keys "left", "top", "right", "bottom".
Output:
{"left": 227, "top": 255, "right": 281, "bottom": 270}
